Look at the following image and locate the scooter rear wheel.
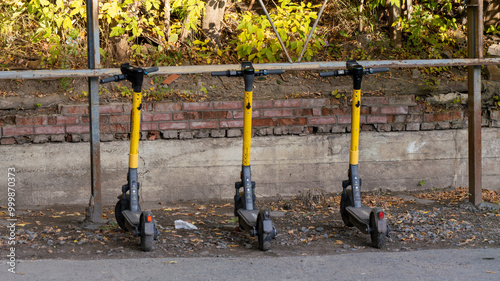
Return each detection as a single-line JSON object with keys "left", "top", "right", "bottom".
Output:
{"left": 140, "top": 212, "right": 154, "bottom": 251}
{"left": 257, "top": 210, "right": 272, "bottom": 251}
{"left": 370, "top": 212, "right": 386, "bottom": 248}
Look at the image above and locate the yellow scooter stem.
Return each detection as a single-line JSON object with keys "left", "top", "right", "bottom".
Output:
{"left": 349, "top": 89, "right": 361, "bottom": 166}
{"left": 242, "top": 90, "right": 253, "bottom": 166}
{"left": 129, "top": 91, "right": 141, "bottom": 169}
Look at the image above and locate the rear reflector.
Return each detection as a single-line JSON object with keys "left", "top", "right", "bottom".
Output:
{"left": 378, "top": 212, "right": 384, "bottom": 220}
{"left": 146, "top": 215, "right": 152, "bottom": 222}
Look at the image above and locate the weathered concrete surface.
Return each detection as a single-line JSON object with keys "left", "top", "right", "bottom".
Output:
{"left": 1, "top": 129, "right": 499, "bottom": 207}
{"left": 7, "top": 248, "right": 500, "bottom": 281}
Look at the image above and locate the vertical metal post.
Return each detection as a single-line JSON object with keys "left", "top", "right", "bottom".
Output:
{"left": 85, "top": 0, "right": 103, "bottom": 223}
{"left": 467, "top": 0, "right": 483, "bottom": 206}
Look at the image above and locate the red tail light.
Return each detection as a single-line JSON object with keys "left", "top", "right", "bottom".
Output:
{"left": 146, "top": 215, "right": 152, "bottom": 222}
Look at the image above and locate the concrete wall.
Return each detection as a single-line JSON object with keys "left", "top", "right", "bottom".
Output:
{"left": 1, "top": 128, "right": 498, "bottom": 208}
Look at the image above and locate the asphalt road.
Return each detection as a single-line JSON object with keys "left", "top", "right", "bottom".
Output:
{"left": 5, "top": 248, "right": 499, "bottom": 281}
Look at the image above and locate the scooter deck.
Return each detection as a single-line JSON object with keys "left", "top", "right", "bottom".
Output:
{"left": 237, "top": 209, "right": 259, "bottom": 227}
{"left": 346, "top": 206, "right": 371, "bottom": 225}
{"left": 123, "top": 210, "right": 141, "bottom": 226}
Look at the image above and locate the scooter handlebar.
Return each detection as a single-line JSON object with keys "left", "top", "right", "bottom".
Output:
{"left": 211, "top": 70, "right": 240, "bottom": 77}
{"left": 366, "top": 67, "right": 389, "bottom": 74}
{"left": 100, "top": 74, "right": 126, "bottom": 84}
{"left": 319, "top": 71, "right": 339, "bottom": 77}
{"left": 144, "top": 66, "right": 159, "bottom": 75}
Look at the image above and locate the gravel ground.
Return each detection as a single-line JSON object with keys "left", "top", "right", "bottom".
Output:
{"left": 1, "top": 187, "right": 499, "bottom": 260}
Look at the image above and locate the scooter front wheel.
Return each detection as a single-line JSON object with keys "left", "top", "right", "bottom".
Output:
{"left": 114, "top": 199, "right": 128, "bottom": 231}
{"left": 340, "top": 189, "right": 354, "bottom": 227}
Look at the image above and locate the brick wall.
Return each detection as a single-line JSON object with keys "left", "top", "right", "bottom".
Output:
{"left": 1, "top": 95, "right": 498, "bottom": 145}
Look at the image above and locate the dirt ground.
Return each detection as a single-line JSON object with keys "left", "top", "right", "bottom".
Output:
{"left": 2, "top": 187, "right": 498, "bottom": 260}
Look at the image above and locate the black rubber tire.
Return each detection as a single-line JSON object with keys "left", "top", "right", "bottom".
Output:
{"left": 114, "top": 197, "right": 141, "bottom": 231}
{"left": 140, "top": 213, "right": 154, "bottom": 252}
{"left": 370, "top": 213, "right": 386, "bottom": 249}
{"left": 257, "top": 211, "right": 272, "bottom": 251}
{"left": 114, "top": 199, "right": 128, "bottom": 231}
{"left": 340, "top": 189, "right": 354, "bottom": 227}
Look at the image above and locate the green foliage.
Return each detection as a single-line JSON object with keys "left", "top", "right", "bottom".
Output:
{"left": 231, "top": 0, "right": 325, "bottom": 63}
{"left": 487, "top": 23, "right": 500, "bottom": 35}
{"left": 395, "top": 0, "right": 459, "bottom": 57}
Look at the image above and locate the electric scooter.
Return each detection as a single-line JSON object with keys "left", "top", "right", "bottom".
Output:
{"left": 100, "top": 63, "right": 160, "bottom": 251}
{"left": 212, "top": 62, "right": 283, "bottom": 250}
{"left": 320, "top": 60, "right": 390, "bottom": 248}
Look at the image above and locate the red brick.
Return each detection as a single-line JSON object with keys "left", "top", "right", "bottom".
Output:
{"left": 159, "top": 122, "right": 188, "bottom": 130}
{"left": 308, "top": 117, "right": 337, "bottom": 125}
{"left": 101, "top": 124, "right": 128, "bottom": 133}
{"left": 408, "top": 104, "right": 426, "bottom": 114}
{"left": 162, "top": 74, "right": 179, "bottom": 85}
{"left": 371, "top": 107, "right": 380, "bottom": 114}
{"left": 141, "top": 123, "right": 158, "bottom": 131}
{"left": 361, "top": 106, "right": 370, "bottom": 115}
{"left": 48, "top": 116, "right": 57, "bottom": 125}
{"left": 213, "top": 101, "right": 243, "bottom": 110}
{"left": 203, "top": 111, "right": 230, "bottom": 120}
{"left": 1, "top": 137, "right": 16, "bottom": 145}
{"left": 294, "top": 109, "right": 313, "bottom": 116}
{"left": 406, "top": 115, "right": 422, "bottom": 123}
{"left": 220, "top": 120, "right": 244, "bottom": 128}
{"left": 66, "top": 125, "right": 90, "bottom": 134}
{"left": 183, "top": 102, "right": 212, "bottom": 111}
{"left": 2, "top": 127, "right": 33, "bottom": 136}
{"left": 273, "top": 99, "right": 301, "bottom": 108}
{"left": 263, "top": 109, "right": 293, "bottom": 118}
{"left": 99, "top": 104, "right": 122, "bottom": 114}
{"left": 16, "top": 116, "right": 47, "bottom": 126}
{"left": 34, "top": 126, "right": 65, "bottom": 135}
{"left": 380, "top": 106, "right": 408, "bottom": 115}
{"left": 173, "top": 112, "right": 202, "bottom": 121}
{"left": 253, "top": 100, "right": 273, "bottom": 109}
{"left": 56, "top": 116, "right": 79, "bottom": 125}
{"left": 142, "top": 113, "right": 153, "bottom": 122}
{"left": 155, "top": 103, "right": 182, "bottom": 112}
{"left": 279, "top": 118, "right": 307, "bottom": 126}
{"left": 388, "top": 95, "right": 416, "bottom": 105}
{"left": 60, "top": 105, "right": 88, "bottom": 115}
{"left": 190, "top": 120, "right": 218, "bottom": 129}
{"left": 363, "top": 97, "right": 388, "bottom": 106}
{"left": 450, "top": 111, "right": 464, "bottom": 120}
{"left": 300, "top": 99, "right": 329, "bottom": 108}
{"left": 322, "top": 107, "right": 349, "bottom": 116}
{"left": 312, "top": 108, "right": 321, "bottom": 116}
{"left": 233, "top": 110, "right": 260, "bottom": 119}
{"left": 253, "top": 118, "right": 277, "bottom": 127}
{"left": 338, "top": 116, "right": 352, "bottom": 124}
{"left": 82, "top": 116, "right": 108, "bottom": 124}
{"left": 152, "top": 113, "right": 172, "bottom": 121}
{"left": 366, "top": 115, "right": 388, "bottom": 124}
